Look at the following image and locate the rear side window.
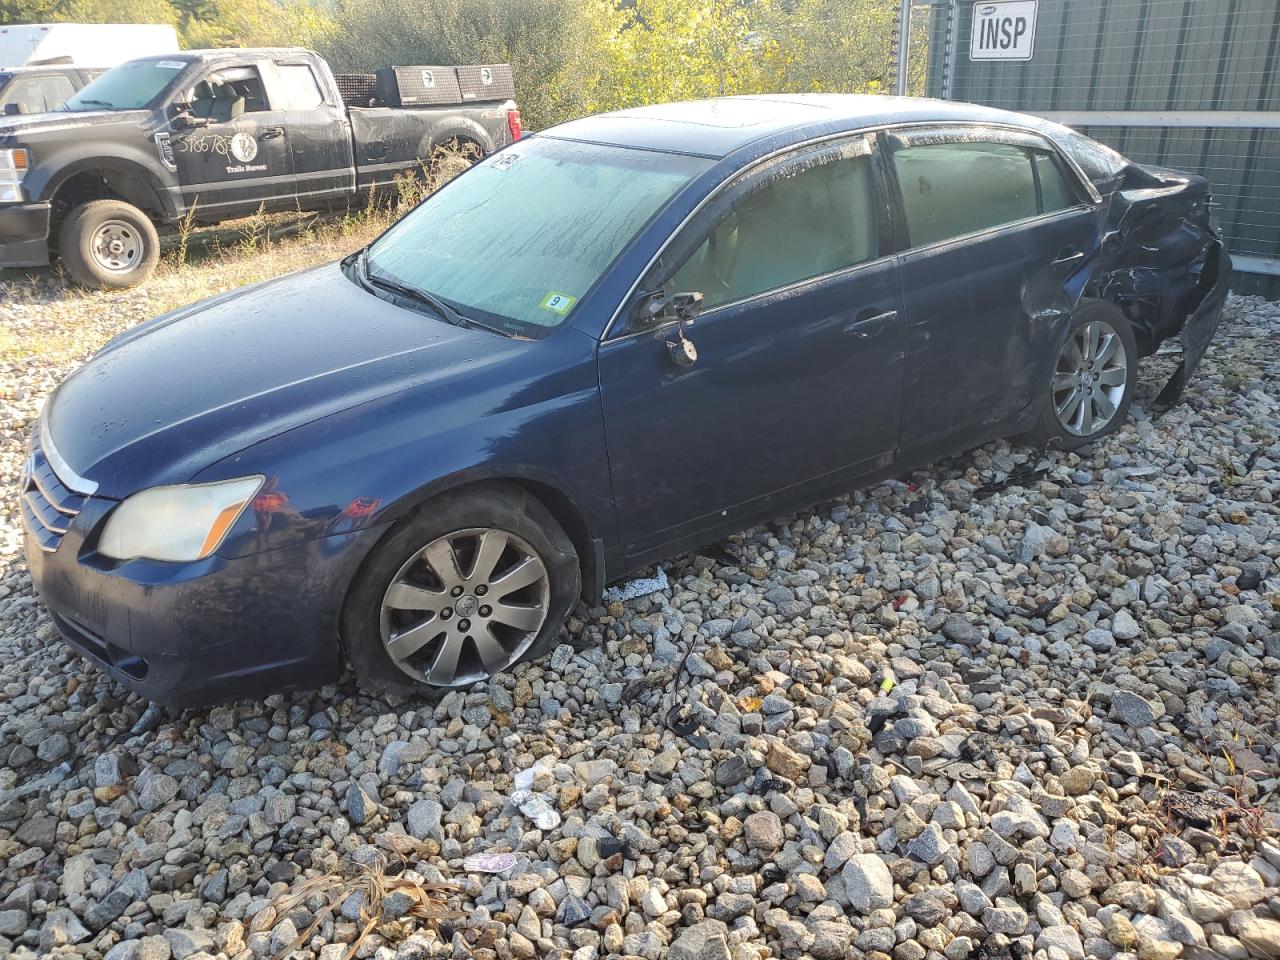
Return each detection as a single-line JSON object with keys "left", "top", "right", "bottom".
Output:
{"left": 1033, "top": 149, "right": 1076, "bottom": 213}
{"left": 279, "top": 64, "right": 324, "bottom": 110}
{"left": 667, "top": 146, "right": 880, "bottom": 311}
{"left": 893, "top": 141, "right": 1038, "bottom": 247}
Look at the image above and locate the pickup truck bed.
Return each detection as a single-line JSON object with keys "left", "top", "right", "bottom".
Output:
{"left": 0, "top": 47, "right": 519, "bottom": 287}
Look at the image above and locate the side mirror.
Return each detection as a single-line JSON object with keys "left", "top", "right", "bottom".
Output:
{"left": 632, "top": 290, "right": 703, "bottom": 328}
{"left": 171, "top": 106, "right": 207, "bottom": 129}
{"left": 4, "top": 103, "right": 28, "bottom": 116}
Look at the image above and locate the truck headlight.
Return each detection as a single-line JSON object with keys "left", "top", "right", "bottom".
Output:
{"left": 0, "top": 148, "right": 29, "bottom": 177}
{"left": 99, "top": 476, "right": 264, "bottom": 562}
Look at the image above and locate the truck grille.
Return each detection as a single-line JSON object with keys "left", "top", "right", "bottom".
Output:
{"left": 20, "top": 424, "right": 89, "bottom": 553}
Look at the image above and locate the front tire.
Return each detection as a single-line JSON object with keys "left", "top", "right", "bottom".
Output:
{"left": 1019, "top": 299, "right": 1138, "bottom": 450}
{"left": 342, "top": 485, "right": 580, "bottom": 698}
{"left": 58, "top": 199, "right": 160, "bottom": 289}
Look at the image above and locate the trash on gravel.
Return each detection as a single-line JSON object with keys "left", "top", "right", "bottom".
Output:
{"left": 511, "top": 790, "right": 561, "bottom": 829}
{"left": 462, "top": 851, "right": 517, "bottom": 874}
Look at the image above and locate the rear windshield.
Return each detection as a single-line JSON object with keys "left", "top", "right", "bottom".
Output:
{"left": 61, "top": 59, "right": 187, "bottom": 112}
{"left": 364, "top": 137, "right": 713, "bottom": 338}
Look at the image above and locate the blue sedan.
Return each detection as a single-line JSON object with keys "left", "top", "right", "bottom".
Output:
{"left": 22, "top": 95, "right": 1229, "bottom": 706}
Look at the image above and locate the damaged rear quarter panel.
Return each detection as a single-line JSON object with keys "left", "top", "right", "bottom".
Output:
{"left": 1084, "top": 162, "right": 1232, "bottom": 404}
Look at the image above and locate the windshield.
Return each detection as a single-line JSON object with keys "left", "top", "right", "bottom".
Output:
{"left": 61, "top": 59, "right": 187, "bottom": 112}
{"left": 363, "top": 137, "right": 713, "bottom": 338}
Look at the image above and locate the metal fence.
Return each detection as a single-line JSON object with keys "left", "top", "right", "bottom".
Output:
{"left": 897, "top": 0, "right": 1280, "bottom": 297}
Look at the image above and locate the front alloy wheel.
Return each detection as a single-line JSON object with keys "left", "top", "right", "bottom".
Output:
{"left": 380, "top": 528, "right": 549, "bottom": 687}
{"left": 342, "top": 484, "right": 580, "bottom": 698}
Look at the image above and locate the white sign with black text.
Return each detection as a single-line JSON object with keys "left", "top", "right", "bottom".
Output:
{"left": 971, "top": 0, "right": 1037, "bottom": 61}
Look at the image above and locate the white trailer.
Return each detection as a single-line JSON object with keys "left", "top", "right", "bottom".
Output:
{"left": 0, "top": 24, "right": 179, "bottom": 68}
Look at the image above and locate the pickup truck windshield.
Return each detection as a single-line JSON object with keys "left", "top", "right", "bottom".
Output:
{"left": 61, "top": 60, "right": 185, "bottom": 112}
{"left": 364, "top": 137, "right": 713, "bottom": 338}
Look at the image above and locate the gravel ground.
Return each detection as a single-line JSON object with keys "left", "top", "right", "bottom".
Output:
{"left": 0, "top": 289, "right": 1277, "bottom": 960}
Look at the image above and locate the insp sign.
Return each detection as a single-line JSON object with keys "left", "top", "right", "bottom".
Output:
{"left": 971, "top": 0, "right": 1037, "bottom": 61}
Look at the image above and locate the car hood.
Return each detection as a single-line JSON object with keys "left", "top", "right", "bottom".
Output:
{"left": 0, "top": 109, "right": 150, "bottom": 140}
{"left": 47, "top": 262, "right": 524, "bottom": 497}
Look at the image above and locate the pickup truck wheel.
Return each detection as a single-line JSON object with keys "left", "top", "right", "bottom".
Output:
{"left": 429, "top": 139, "right": 483, "bottom": 188}
{"left": 59, "top": 199, "right": 160, "bottom": 289}
{"left": 342, "top": 484, "right": 580, "bottom": 699}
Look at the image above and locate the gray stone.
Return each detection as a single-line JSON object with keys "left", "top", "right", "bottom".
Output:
{"left": 406, "top": 797, "right": 442, "bottom": 839}
{"left": 1111, "top": 690, "right": 1157, "bottom": 726}
{"left": 841, "top": 854, "right": 894, "bottom": 914}
{"left": 942, "top": 614, "right": 984, "bottom": 647}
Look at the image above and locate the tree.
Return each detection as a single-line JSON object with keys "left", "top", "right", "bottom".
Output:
{"left": 324, "top": 0, "right": 619, "bottom": 131}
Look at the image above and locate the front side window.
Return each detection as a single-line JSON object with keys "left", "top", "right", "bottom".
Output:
{"left": 664, "top": 143, "right": 880, "bottom": 311}
{"left": 278, "top": 64, "right": 324, "bottom": 110}
{"left": 61, "top": 60, "right": 187, "bottom": 111}
{"left": 365, "top": 137, "right": 712, "bottom": 338}
{"left": 187, "top": 67, "right": 271, "bottom": 120}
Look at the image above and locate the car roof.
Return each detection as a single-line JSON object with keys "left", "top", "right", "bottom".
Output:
{"left": 126, "top": 48, "right": 312, "bottom": 65}
{"left": 542, "top": 93, "right": 1057, "bottom": 158}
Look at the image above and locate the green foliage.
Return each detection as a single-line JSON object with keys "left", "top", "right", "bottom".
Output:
{"left": 0, "top": 0, "right": 333, "bottom": 52}
{"left": 324, "top": 0, "right": 621, "bottom": 132}
{"left": 3, "top": 0, "right": 906, "bottom": 133}
{"left": 180, "top": 0, "right": 334, "bottom": 50}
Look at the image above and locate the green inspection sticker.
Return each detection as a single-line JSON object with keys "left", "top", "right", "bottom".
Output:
{"left": 539, "top": 291, "right": 578, "bottom": 315}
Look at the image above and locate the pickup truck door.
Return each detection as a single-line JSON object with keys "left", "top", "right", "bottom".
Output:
{"left": 275, "top": 60, "right": 355, "bottom": 207}
{"left": 169, "top": 63, "right": 298, "bottom": 218}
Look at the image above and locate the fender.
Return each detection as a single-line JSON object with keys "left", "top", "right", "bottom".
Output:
{"left": 418, "top": 114, "right": 495, "bottom": 158}
{"left": 39, "top": 152, "right": 178, "bottom": 220}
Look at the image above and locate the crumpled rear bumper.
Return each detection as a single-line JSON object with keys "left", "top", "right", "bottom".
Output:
{"left": 1155, "top": 239, "right": 1231, "bottom": 406}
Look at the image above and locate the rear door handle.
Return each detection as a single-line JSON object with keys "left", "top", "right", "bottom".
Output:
{"left": 260, "top": 126, "right": 286, "bottom": 140}
{"left": 844, "top": 309, "right": 898, "bottom": 338}
{"left": 1052, "top": 248, "right": 1085, "bottom": 267}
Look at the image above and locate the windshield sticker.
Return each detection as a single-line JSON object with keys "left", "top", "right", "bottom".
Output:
{"left": 156, "top": 61, "right": 187, "bottom": 70}
{"left": 490, "top": 152, "right": 521, "bottom": 171}
{"left": 539, "top": 292, "right": 577, "bottom": 315}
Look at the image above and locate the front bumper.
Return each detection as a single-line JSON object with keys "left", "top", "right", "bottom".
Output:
{"left": 0, "top": 200, "right": 51, "bottom": 267}
{"left": 23, "top": 495, "right": 383, "bottom": 708}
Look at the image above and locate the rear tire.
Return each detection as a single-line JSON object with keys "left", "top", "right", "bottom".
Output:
{"left": 428, "top": 138, "right": 484, "bottom": 188}
{"left": 341, "top": 484, "right": 580, "bottom": 699}
{"left": 1018, "top": 299, "right": 1138, "bottom": 450}
{"left": 59, "top": 199, "right": 160, "bottom": 290}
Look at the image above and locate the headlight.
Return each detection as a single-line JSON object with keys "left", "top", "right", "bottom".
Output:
{"left": 0, "top": 148, "right": 29, "bottom": 177}
{"left": 0, "top": 181, "right": 24, "bottom": 203}
{"left": 99, "top": 476, "right": 263, "bottom": 562}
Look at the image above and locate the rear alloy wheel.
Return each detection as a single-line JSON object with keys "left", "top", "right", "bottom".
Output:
{"left": 1052, "top": 318, "right": 1129, "bottom": 437}
{"left": 380, "top": 528, "right": 550, "bottom": 688}
{"left": 1019, "top": 299, "right": 1138, "bottom": 450}
{"left": 343, "top": 484, "right": 580, "bottom": 698}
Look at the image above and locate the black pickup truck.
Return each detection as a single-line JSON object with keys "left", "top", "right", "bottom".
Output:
{"left": 0, "top": 48, "right": 520, "bottom": 287}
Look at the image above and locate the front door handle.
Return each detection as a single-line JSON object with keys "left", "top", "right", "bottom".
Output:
{"left": 1052, "top": 248, "right": 1085, "bottom": 267}
{"left": 844, "top": 309, "right": 898, "bottom": 339}
{"left": 260, "top": 126, "right": 285, "bottom": 140}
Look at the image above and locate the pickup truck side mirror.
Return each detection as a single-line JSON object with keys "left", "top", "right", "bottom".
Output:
{"left": 3, "top": 103, "right": 28, "bottom": 116}
{"left": 171, "top": 105, "right": 208, "bottom": 130}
